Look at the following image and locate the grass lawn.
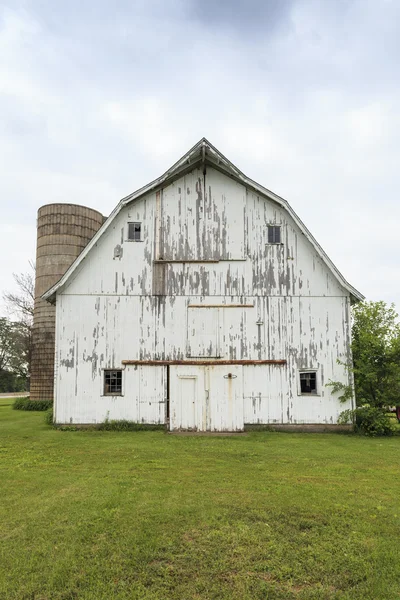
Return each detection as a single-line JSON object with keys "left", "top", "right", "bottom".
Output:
{"left": 1, "top": 399, "right": 400, "bottom": 599}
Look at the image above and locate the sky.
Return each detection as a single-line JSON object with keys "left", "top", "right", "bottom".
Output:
{"left": 1, "top": 0, "right": 399, "bottom": 312}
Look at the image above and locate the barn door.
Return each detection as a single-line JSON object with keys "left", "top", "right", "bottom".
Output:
{"left": 169, "top": 365, "right": 244, "bottom": 432}
{"left": 169, "top": 366, "right": 206, "bottom": 431}
{"left": 207, "top": 366, "right": 244, "bottom": 432}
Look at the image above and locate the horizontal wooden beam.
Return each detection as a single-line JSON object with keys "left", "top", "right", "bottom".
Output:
{"left": 153, "top": 259, "right": 247, "bottom": 264}
{"left": 122, "top": 360, "right": 286, "bottom": 366}
{"left": 188, "top": 304, "right": 254, "bottom": 309}
{"left": 153, "top": 260, "right": 219, "bottom": 264}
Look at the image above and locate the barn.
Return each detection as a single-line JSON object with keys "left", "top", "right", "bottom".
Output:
{"left": 42, "top": 138, "right": 363, "bottom": 430}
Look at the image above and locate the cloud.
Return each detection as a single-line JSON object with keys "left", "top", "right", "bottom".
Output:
{"left": 1, "top": 0, "right": 400, "bottom": 312}
{"left": 188, "top": 0, "right": 294, "bottom": 32}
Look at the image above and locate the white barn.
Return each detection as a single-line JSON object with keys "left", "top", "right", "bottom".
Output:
{"left": 44, "top": 138, "right": 363, "bottom": 430}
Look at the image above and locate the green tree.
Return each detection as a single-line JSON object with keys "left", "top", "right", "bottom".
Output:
{"left": 0, "top": 318, "right": 28, "bottom": 392}
{"left": 352, "top": 301, "right": 400, "bottom": 408}
{"left": 330, "top": 300, "right": 400, "bottom": 435}
{"left": 2, "top": 262, "right": 34, "bottom": 379}
{"left": 0, "top": 318, "right": 16, "bottom": 374}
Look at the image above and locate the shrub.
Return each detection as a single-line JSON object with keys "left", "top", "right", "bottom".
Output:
{"left": 44, "top": 407, "right": 54, "bottom": 426}
{"left": 51, "top": 416, "right": 165, "bottom": 431}
{"left": 339, "top": 405, "right": 395, "bottom": 436}
{"left": 13, "top": 398, "right": 53, "bottom": 411}
{"left": 97, "top": 419, "right": 164, "bottom": 432}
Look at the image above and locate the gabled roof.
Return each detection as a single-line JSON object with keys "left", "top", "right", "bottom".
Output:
{"left": 43, "top": 137, "right": 364, "bottom": 303}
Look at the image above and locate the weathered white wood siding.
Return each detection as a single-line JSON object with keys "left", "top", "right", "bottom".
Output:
{"left": 54, "top": 166, "right": 352, "bottom": 426}
{"left": 64, "top": 168, "right": 344, "bottom": 299}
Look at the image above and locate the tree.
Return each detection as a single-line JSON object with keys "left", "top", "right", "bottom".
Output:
{"left": 330, "top": 300, "right": 400, "bottom": 435}
{"left": 0, "top": 318, "right": 16, "bottom": 373}
{"left": 2, "top": 262, "right": 35, "bottom": 380}
{"left": 352, "top": 301, "right": 400, "bottom": 408}
{"left": 0, "top": 318, "right": 28, "bottom": 392}
{"left": 3, "top": 261, "right": 35, "bottom": 324}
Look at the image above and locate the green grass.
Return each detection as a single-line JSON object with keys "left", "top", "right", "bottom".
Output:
{"left": 0, "top": 398, "right": 400, "bottom": 599}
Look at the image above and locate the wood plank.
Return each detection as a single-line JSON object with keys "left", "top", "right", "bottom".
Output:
{"left": 122, "top": 359, "right": 286, "bottom": 366}
{"left": 188, "top": 304, "right": 254, "bottom": 308}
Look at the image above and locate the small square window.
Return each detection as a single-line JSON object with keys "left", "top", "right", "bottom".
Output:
{"left": 300, "top": 371, "right": 317, "bottom": 395}
{"left": 104, "top": 370, "right": 122, "bottom": 395}
{"left": 267, "top": 225, "right": 281, "bottom": 244}
{"left": 128, "top": 222, "right": 141, "bottom": 241}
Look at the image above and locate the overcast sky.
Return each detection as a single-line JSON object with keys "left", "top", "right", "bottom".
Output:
{"left": 1, "top": 0, "right": 399, "bottom": 313}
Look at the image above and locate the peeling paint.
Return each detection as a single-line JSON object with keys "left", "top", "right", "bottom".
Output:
{"left": 53, "top": 165, "right": 353, "bottom": 428}
{"left": 114, "top": 244, "right": 123, "bottom": 260}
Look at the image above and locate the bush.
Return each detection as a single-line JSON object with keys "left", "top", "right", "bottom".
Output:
{"left": 44, "top": 407, "right": 54, "bottom": 426}
{"left": 51, "top": 415, "right": 165, "bottom": 431}
{"left": 13, "top": 398, "right": 53, "bottom": 411}
{"left": 97, "top": 419, "right": 164, "bottom": 432}
{"left": 339, "top": 405, "right": 395, "bottom": 436}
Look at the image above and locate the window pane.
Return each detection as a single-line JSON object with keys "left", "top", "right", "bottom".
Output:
{"left": 104, "top": 370, "right": 122, "bottom": 394}
{"left": 268, "top": 225, "right": 281, "bottom": 244}
{"left": 300, "top": 372, "right": 317, "bottom": 394}
{"left": 128, "top": 222, "right": 141, "bottom": 241}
